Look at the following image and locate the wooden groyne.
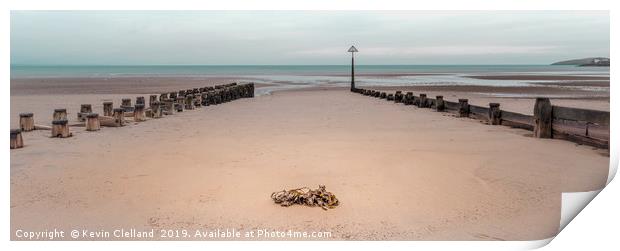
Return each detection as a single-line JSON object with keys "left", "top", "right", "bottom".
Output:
{"left": 352, "top": 88, "right": 610, "bottom": 149}
{"left": 10, "top": 83, "right": 255, "bottom": 149}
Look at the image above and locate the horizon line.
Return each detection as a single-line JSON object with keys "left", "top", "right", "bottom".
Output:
{"left": 11, "top": 63, "right": 560, "bottom": 67}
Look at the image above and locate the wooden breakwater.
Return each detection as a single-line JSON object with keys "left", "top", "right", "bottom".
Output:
{"left": 10, "top": 83, "right": 255, "bottom": 149}
{"left": 352, "top": 88, "right": 610, "bottom": 149}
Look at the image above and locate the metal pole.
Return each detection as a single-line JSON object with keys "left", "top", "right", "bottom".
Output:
{"left": 351, "top": 52, "right": 355, "bottom": 91}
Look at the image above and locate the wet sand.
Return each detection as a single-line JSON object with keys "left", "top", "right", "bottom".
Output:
{"left": 10, "top": 77, "right": 609, "bottom": 241}
{"left": 465, "top": 75, "right": 609, "bottom": 81}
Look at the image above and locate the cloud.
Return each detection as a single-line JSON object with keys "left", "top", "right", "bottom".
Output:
{"left": 293, "top": 45, "right": 559, "bottom": 57}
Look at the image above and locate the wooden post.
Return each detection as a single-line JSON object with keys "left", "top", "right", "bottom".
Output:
{"left": 380, "top": 92, "right": 386, "bottom": 99}
{"left": 86, "top": 113, "right": 100, "bottom": 131}
{"left": 53, "top": 108, "right": 67, "bottom": 121}
{"left": 121, "top": 98, "right": 131, "bottom": 107}
{"left": 194, "top": 93, "right": 202, "bottom": 107}
{"left": 151, "top": 101, "right": 162, "bottom": 118}
{"left": 103, "top": 102, "right": 113, "bottom": 116}
{"left": 488, "top": 103, "right": 501, "bottom": 125}
{"left": 404, "top": 92, "right": 413, "bottom": 105}
{"left": 78, "top": 104, "right": 92, "bottom": 122}
{"left": 136, "top": 96, "right": 145, "bottom": 105}
{"left": 533, "top": 97, "right": 553, "bottom": 138}
{"left": 134, "top": 104, "right": 146, "bottom": 122}
{"left": 159, "top": 93, "right": 168, "bottom": 101}
{"left": 458, "top": 99, "right": 469, "bottom": 117}
{"left": 162, "top": 99, "right": 175, "bottom": 115}
{"left": 121, "top": 98, "right": 133, "bottom": 112}
{"left": 395, "top": 91, "right": 403, "bottom": 103}
{"left": 10, "top": 129, "right": 24, "bottom": 149}
{"left": 19, "top": 113, "right": 35, "bottom": 132}
{"left": 387, "top": 94, "right": 394, "bottom": 101}
{"left": 185, "top": 94, "right": 195, "bottom": 110}
{"left": 169, "top": 92, "right": 178, "bottom": 100}
{"left": 419, "top": 94, "right": 428, "bottom": 108}
{"left": 113, "top": 108, "right": 125, "bottom": 126}
{"left": 201, "top": 93, "right": 209, "bottom": 106}
{"left": 51, "top": 119, "right": 71, "bottom": 138}
{"left": 215, "top": 91, "right": 222, "bottom": 104}
{"left": 175, "top": 97, "right": 185, "bottom": 112}
{"left": 149, "top": 95, "right": 158, "bottom": 107}
{"left": 435, "top": 96, "right": 445, "bottom": 112}
{"left": 249, "top": 83, "right": 255, "bottom": 98}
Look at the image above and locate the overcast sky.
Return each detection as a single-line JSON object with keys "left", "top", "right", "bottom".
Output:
{"left": 10, "top": 11, "right": 610, "bottom": 65}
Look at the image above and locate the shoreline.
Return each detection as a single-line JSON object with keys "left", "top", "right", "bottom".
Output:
{"left": 10, "top": 75, "right": 609, "bottom": 128}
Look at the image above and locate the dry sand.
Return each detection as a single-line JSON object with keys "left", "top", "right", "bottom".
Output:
{"left": 10, "top": 77, "right": 609, "bottom": 241}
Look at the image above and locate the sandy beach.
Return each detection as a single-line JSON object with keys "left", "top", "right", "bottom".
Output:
{"left": 10, "top": 76, "right": 609, "bottom": 241}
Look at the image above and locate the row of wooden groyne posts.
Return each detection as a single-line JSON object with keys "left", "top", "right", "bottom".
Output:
{"left": 352, "top": 87, "right": 610, "bottom": 149}
{"left": 10, "top": 83, "right": 255, "bottom": 149}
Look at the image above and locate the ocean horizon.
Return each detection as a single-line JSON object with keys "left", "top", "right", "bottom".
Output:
{"left": 10, "top": 64, "right": 610, "bottom": 78}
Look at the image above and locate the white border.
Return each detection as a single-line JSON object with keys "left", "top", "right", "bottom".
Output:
{"left": 2, "top": 1, "right": 617, "bottom": 250}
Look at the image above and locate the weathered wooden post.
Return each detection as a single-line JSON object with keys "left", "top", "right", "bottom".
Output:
{"left": 249, "top": 83, "right": 255, "bottom": 98}
{"left": 387, "top": 94, "right": 395, "bottom": 101}
{"left": 193, "top": 93, "right": 202, "bottom": 107}
{"left": 53, "top": 108, "right": 67, "bottom": 121}
{"left": 419, "top": 94, "right": 428, "bottom": 108}
{"left": 458, "top": 99, "right": 469, "bottom": 117}
{"left": 201, "top": 93, "right": 209, "bottom": 106}
{"left": 51, "top": 119, "right": 71, "bottom": 138}
{"left": 533, "top": 98, "right": 553, "bottom": 138}
{"left": 403, "top": 92, "right": 412, "bottom": 105}
{"left": 121, "top": 98, "right": 133, "bottom": 112}
{"left": 113, "top": 108, "right": 125, "bottom": 126}
{"left": 78, "top": 104, "right": 92, "bottom": 121}
{"left": 103, "top": 102, "right": 113, "bottom": 116}
{"left": 149, "top": 95, "right": 158, "bottom": 107}
{"left": 185, "top": 94, "right": 195, "bottom": 110}
{"left": 394, "top": 91, "right": 403, "bottom": 103}
{"left": 380, "top": 92, "right": 387, "bottom": 99}
{"left": 488, "top": 103, "right": 501, "bottom": 125}
{"left": 121, "top": 98, "right": 131, "bottom": 107}
{"left": 10, "top": 129, "right": 24, "bottom": 149}
{"left": 435, "top": 96, "right": 445, "bottom": 112}
{"left": 162, "top": 99, "right": 175, "bottom": 115}
{"left": 159, "top": 93, "right": 168, "bottom": 101}
{"left": 136, "top": 96, "right": 145, "bottom": 105}
{"left": 134, "top": 104, "right": 146, "bottom": 122}
{"left": 86, "top": 113, "right": 100, "bottom": 131}
{"left": 175, "top": 96, "right": 185, "bottom": 112}
{"left": 19, "top": 113, "right": 35, "bottom": 132}
{"left": 215, "top": 91, "right": 223, "bottom": 104}
{"left": 151, "top": 101, "right": 162, "bottom": 118}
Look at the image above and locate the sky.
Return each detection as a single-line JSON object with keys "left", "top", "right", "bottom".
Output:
{"left": 10, "top": 11, "right": 610, "bottom": 65}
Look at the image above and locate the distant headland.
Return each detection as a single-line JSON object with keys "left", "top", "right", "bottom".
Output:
{"left": 552, "top": 57, "right": 610, "bottom": 67}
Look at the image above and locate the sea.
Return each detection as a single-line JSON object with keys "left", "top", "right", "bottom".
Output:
{"left": 11, "top": 65, "right": 610, "bottom": 94}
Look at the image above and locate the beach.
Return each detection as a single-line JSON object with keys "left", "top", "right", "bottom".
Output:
{"left": 10, "top": 73, "right": 609, "bottom": 240}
